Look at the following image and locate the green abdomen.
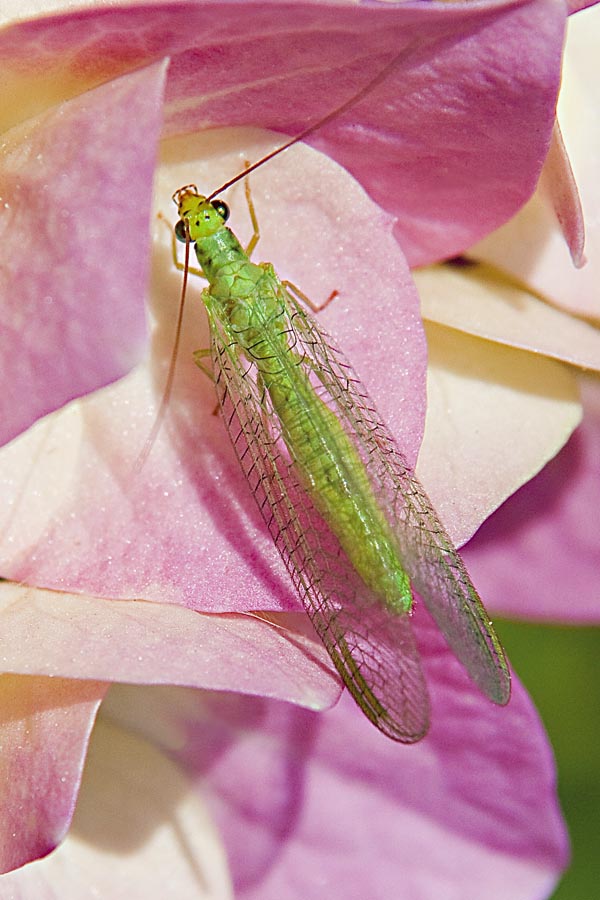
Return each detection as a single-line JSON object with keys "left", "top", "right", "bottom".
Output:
{"left": 267, "top": 374, "right": 412, "bottom": 614}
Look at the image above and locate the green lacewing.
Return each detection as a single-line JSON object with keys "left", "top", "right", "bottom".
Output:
{"left": 157, "top": 47, "right": 511, "bottom": 741}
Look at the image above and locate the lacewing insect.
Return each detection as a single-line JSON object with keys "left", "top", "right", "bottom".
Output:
{"left": 158, "top": 48, "right": 511, "bottom": 742}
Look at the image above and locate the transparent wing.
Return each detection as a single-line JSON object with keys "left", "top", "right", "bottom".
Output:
{"left": 208, "top": 305, "right": 430, "bottom": 743}
{"left": 282, "top": 282, "right": 511, "bottom": 706}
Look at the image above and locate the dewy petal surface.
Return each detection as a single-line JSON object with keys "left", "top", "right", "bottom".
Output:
{"left": 0, "top": 133, "right": 427, "bottom": 608}
{"left": 1, "top": 116, "right": 584, "bottom": 606}
{"left": 0, "top": 674, "right": 105, "bottom": 874}
{"left": 0, "top": 582, "right": 341, "bottom": 708}
{"left": 0, "top": 2, "right": 578, "bottom": 606}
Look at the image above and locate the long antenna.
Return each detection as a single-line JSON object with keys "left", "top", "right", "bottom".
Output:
{"left": 134, "top": 225, "right": 191, "bottom": 471}
{"left": 207, "top": 39, "right": 421, "bottom": 201}
{"left": 139, "top": 39, "right": 421, "bottom": 466}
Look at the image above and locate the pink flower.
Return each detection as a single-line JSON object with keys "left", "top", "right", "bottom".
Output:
{"left": 0, "top": 0, "right": 589, "bottom": 894}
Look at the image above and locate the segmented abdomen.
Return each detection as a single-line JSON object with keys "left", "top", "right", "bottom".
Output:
{"left": 266, "top": 368, "right": 412, "bottom": 613}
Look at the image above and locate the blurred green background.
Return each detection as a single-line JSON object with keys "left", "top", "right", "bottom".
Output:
{"left": 496, "top": 620, "right": 600, "bottom": 899}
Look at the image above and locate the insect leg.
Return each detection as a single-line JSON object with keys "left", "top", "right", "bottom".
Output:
{"left": 283, "top": 279, "right": 339, "bottom": 314}
{"left": 194, "top": 303, "right": 221, "bottom": 414}
{"left": 242, "top": 161, "right": 261, "bottom": 258}
{"left": 157, "top": 211, "right": 206, "bottom": 279}
{"left": 192, "top": 347, "right": 215, "bottom": 382}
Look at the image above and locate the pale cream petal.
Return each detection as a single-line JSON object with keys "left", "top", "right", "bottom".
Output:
{"left": 416, "top": 263, "right": 600, "bottom": 371}
{"left": 1, "top": 718, "right": 233, "bottom": 899}
{"left": 417, "top": 323, "right": 581, "bottom": 544}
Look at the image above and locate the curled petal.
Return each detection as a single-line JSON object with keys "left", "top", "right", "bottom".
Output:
{"left": 417, "top": 320, "right": 581, "bottom": 545}
{"left": 471, "top": 5, "right": 600, "bottom": 315}
{"left": 541, "top": 121, "right": 586, "bottom": 268}
{"left": 0, "top": 582, "right": 341, "bottom": 708}
{"left": 418, "top": 262, "right": 600, "bottom": 371}
{"left": 0, "top": 674, "right": 104, "bottom": 874}
{"left": 0, "top": 62, "right": 166, "bottom": 446}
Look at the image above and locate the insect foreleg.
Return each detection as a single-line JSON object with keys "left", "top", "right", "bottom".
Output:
{"left": 158, "top": 211, "right": 207, "bottom": 280}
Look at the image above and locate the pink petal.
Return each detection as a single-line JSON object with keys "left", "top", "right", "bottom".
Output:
{"left": 566, "top": 0, "right": 600, "bottom": 12}
{"left": 0, "top": 675, "right": 104, "bottom": 874}
{"left": 0, "top": 62, "right": 166, "bottom": 447}
{"left": 168, "top": 609, "right": 567, "bottom": 899}
{"left": 0, "top": 718, "right": 233, "bottom": 897}
{"left": 162, "top": 0, "right": 566, "bottom": 264}
{"left": 0, "top": 136, "right": 426, "bottom": 609}
{"left": 417, "top": 321, "right": 581, "bottom": 545}
{"left": 0, "top": 582, "right": 340, "bottom": 708}
{"left": 470, "top": 5, "right": 600, "bottom": 316}
{"left": 462, "top": 376, "right": 600, "bottom": 622}
{"left": 541, "top": 121, "right": 586, "bottom": 268}
{"left": 1, "top": 1, "right": 566, "bottom": 267}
